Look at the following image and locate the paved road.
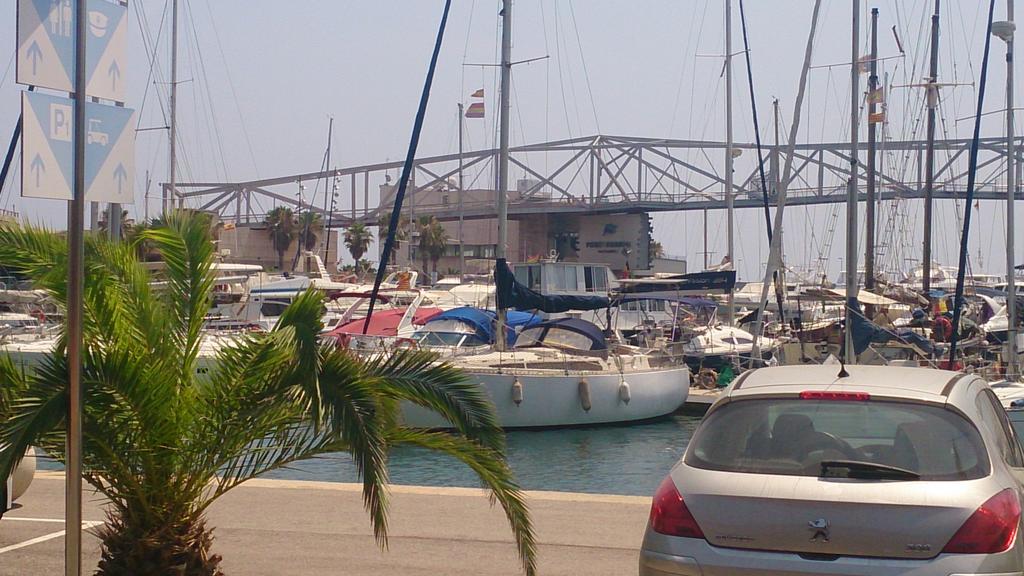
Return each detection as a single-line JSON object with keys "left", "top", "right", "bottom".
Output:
{"left": 1, "top": 473, "right": 650, "bottom": 575}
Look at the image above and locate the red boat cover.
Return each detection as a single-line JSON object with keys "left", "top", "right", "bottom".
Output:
{"left": 328, "top": 307, "right": 443, "bottom": 337}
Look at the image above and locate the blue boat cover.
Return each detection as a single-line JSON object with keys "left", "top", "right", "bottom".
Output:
{"left": 426, "top": 306, "right": 541, "bottom": 345}
{"left": 520, "top": 317, "right": 608, "bottom": 351}
{"left": 495, "top": 258, "right": 611, "bottom": 313}
{"left": 614, "top": 294, "right": 718, "bottom": 309}
{"left": 848, "top": 298, "right": 936, "bottom": 356}
{"left": 616, "top": 270, "right": 736, "bottom": 295}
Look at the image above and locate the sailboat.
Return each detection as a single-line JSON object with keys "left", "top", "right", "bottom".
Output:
{"left": 399, "top": 1, "right": 689, "bottom": 428}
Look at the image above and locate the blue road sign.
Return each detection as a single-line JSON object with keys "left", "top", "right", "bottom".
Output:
{"left": 17, "top": 0, "right": 128, "bottom": 102}
{"left": 22, "top": 91, "right": 136, "bottom": 203}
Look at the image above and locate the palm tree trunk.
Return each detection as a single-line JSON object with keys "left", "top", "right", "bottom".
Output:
{"left": 278, "top": 249, "right": 285, "bottom": 272}
{"left": 96, "top": 510, "right": 224, "bottom": 576}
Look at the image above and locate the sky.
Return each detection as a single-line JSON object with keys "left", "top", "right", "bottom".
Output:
{"left": 0, "top": 0, "right": 1020, "bottom": 282}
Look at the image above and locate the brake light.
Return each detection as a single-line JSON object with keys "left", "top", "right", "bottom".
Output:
{"left": 799, "top": 391, "right": 871, "bottom": 401}
{"left": 649, "top": 476, "right": 705, "bottom": 539}
{"left": 943, "top": 489, "right": 1021, "bottom": 554}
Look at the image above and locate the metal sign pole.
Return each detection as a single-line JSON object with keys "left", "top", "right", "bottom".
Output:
{"left": 66, "top": 0, "right": 86, "bottom": 572}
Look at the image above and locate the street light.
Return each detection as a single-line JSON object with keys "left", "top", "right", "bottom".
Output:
{"left": 993, "top": 20, "right": 1016, "bottom": 42}
{"left": 993, "top": 14, "right": 1018, "bottom": 380}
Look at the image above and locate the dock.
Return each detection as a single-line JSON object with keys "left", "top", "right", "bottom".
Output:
{"left": 0, "top": 473, "right": 650, "bottom": 575}
{"left": 683, "top": 387, "right": 722, "bottom": 411}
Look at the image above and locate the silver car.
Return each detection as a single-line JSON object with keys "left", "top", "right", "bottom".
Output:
{"left": 640, "top": 365, "right": 1024, "bottom": 576}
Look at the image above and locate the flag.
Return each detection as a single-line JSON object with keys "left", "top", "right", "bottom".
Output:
{"left": 867, "top": 88, "right": 884, "bottom": 104}
{"left": 223, "top": 221, "right": 236, "bottom": 231}
{"left": 868, "top": 111, "right": 885, "bottom": 124}
{"left": 857, "top": 55, "right": 872, "bottom": 74}
{"left": 470, "top": 88, "right": 484, "bottom": 98}
{"left": 465, "top": 102, "right": 485, "bottom": 118}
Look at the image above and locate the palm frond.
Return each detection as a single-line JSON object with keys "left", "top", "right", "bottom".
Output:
{"left": 0, "top": 223, "right": 68, "bottom": 300}
{"left": 138, "top": 212, "right": 216, "bottom": 372}
{"left": 386, "top": 427, "right": 537, "bottom": 576}
{"left": 0, "top": 354, "right": 25, "bottom": 419}
{"left": 314, "top": 350, "right": 391, "bottom": 543}
{"left": 0, "top": 353, "right": 68, "bottom": 481}
{"left": 87, "top": 236, "right": 171, "bottom": 356}
{"left": 272, "top": 289, "right": 325, "bottom": 415}
{"left": 365, "top": 350, "right": 505, "bottom": 454}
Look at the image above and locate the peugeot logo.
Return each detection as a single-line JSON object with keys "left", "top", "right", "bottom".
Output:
{"left": 808, "top": 518, "right": 830, "bottom": 543}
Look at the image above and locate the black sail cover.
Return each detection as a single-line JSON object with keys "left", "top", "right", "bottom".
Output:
{"left": 495, "top": 258, "right": 611, "bottom": 313}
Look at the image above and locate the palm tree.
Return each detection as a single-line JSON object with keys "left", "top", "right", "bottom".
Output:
{"left": 97, "top": 208, "right": 132, "bottom": 239}
{"left": 296, "top": 211, "right": 323, "bottom": 252}
{"left": 377, "top": 214, "right": 409, "bottom": 265}
{"left": 417, "top": 216, "right": 448, "bottom": 275}
{"left": 344, "top": 222, "right": 373, "bottom": 264}
{"left": 0, "top": 212, "right": 536, "bottom": 576}
{"left": 650, "top": 240, "right": 665, "bottom": 260}
{"left": 427, "top": 222, "right": 448, "bottom": 274}
{"left": 265, "top": 206, "right": 296, "bottom": 270}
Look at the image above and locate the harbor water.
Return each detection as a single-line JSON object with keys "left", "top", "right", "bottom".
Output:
{"left": 38, "top": 413, "right": 702, "bottom": 497}
{"left": 261, "top": 413, "right": 702, "bottom": 496}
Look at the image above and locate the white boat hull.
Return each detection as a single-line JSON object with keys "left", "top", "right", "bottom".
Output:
{"left": 401, "top": 366, "right": 689, "bottom": 429}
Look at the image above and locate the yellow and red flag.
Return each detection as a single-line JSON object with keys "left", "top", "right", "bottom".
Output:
{"left": 470, "top": 88, "right": 485, "bottom": 98}
{"left": 868, "top": 111, "right": 885, "bottom": 124}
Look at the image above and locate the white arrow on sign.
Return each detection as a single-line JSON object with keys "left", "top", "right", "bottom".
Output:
{"left": 17, "top": 0, "right": 128, "bottom": 102}
{"left": 21, "top": 92, "right": 136, "bottom": 204}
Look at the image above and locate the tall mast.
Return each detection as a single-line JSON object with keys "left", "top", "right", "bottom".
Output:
{"left": 773, "top": 99, "right": 780, "bottom": 192}
{"left": 322, "top": 118, "right": 334, "bottom": 266}
{"left": 1002, "top": 2, "right": 1018, "bottom": 379}
{"left": 750, "top": 0, "right": 824, "bottom": 361}
{"left": 844, "top": 0, "right": 861, "bottom": 362}
{"left": 458, "top": 102, "right": 466, "bottom": 281}
{"left": 725, "top": 0, "right": 736, "bottom": 326}
{"left": 923, "top": 0, "right": 940, "bottom": 292}
{"left": 495, "top": 0, "right": 512, "bottom": 350}
{"left": 865, "top": 8, "right": 879, "bottom": 291}
{"left": 167, "top": 0, "right": 179, "bottom": 213}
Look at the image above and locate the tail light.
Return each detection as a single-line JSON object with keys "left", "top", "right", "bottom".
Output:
{"left": 943, "top": 489, "right": 1021, "bottom": 554}
{"left": 649, "top": 476, "right": 705, "bottom": 539}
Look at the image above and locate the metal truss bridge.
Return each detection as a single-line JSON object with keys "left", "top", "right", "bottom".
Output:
{"left": 170, "top": 134, "right": 1024, "bottom": 228}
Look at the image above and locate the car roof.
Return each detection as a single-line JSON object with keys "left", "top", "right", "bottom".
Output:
{"left": 727, "top": 365, "right": 970, "bottom": 404}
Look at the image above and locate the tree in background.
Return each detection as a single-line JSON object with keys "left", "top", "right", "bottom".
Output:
{"left": 344, "top": 222, "right": 373, "bottom": 266}
{"left": 296, "top": 211, "right": 323, "bottom": 252}
{"left": 650, "top": 240, "right": 665, "bottom": 260}
{"left": 97, "top": 208, "right": 132, "bottom": 239}
{"left": 265, "top": 206, "right": 296, "bottom": 271}
{"left": 376, "top": 214, "right": 409, "bottom": 266}
{"left": 415, "top": 216, "right": 448, "bottom": 275}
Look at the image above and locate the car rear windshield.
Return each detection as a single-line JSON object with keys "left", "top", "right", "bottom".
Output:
{"left": 686, "top": 398, "right": 990, "bottom": 480}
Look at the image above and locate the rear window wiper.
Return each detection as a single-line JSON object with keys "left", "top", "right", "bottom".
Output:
{"left": 819, "top": 460, "right": 921, "bottom": 481}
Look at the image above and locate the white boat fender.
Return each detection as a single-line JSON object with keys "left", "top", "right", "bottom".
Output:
{"left": 512, "top": 378, "right": 524, "bottom": 406}
{"left": 578, "top": 379, "right": 592, "bottom": 412}
{"left": 12, "top": 447, "right": 35, "bottom": 500}
{"left": 619, "top": 381, "right": 631, "bottom": 404}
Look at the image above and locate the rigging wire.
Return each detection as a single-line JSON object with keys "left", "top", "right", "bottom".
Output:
{"left": 566, "top": 0, "right": 600, "bottom": 133}
{"left": 202, "top": 0, "right": 262, "bottom": 180}
{"left": 738, "top": 0, "right": 785, "bottom": 321}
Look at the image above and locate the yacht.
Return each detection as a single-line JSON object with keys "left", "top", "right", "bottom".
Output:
{"left": 400, "top": 315, "right": 690, "bottom": 428}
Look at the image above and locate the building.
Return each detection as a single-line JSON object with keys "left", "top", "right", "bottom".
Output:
{"left": 217, "top": 224, "right": 339, "bottom": 273}
{"left": 379, "top": 182, "right": 658, "bottom": 277}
